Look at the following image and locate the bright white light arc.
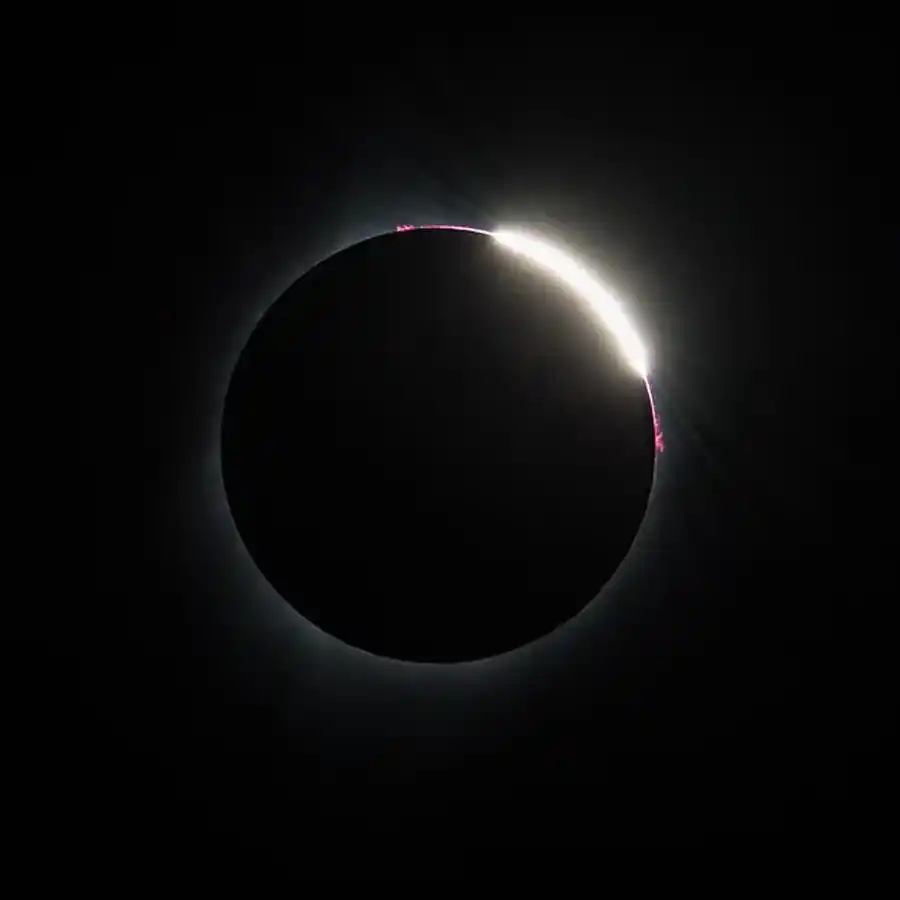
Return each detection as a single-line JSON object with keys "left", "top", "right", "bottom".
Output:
{"left": 492, "top": 229, "right": 649, "bottom": 379}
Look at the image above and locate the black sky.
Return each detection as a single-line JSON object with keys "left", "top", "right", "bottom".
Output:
{"left": 74, "top": 25, "right": 893, "bottom": 855}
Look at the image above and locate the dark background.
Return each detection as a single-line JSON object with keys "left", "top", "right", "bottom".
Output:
{"left": 73, "top": 23, "right": 893, "bottom": 855}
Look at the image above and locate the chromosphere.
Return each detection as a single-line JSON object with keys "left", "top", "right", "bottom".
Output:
{"left": 221, "top": 227, "right": 658, "bottom": 662}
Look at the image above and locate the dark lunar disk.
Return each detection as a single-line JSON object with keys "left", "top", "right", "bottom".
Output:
{"left": 221, "top": 228, "right": 656, "bottom": 662}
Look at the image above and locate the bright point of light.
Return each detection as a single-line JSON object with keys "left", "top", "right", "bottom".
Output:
{"left": 492, "top": 229, "right": 649, "bottom": 378}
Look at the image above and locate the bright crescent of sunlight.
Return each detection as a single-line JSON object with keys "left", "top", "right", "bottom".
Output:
{"left": 492, "top": 229, "right": 649, "bottom": 378}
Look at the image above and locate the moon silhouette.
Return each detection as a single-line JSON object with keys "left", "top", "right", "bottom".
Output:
{"left": 221, "top": 227, "right": 657, "bottom": 662}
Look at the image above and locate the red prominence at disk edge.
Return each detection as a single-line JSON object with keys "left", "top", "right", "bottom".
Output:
{"left": 647, "top": 383, "right": 664, "bottom": 453}
{"left": 396, "top": 224, "right": 489, "bottom": 233}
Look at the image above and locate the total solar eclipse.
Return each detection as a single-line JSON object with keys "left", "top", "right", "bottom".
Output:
{"left": 221, "top": 225, "right": 659, "bottom": 663}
